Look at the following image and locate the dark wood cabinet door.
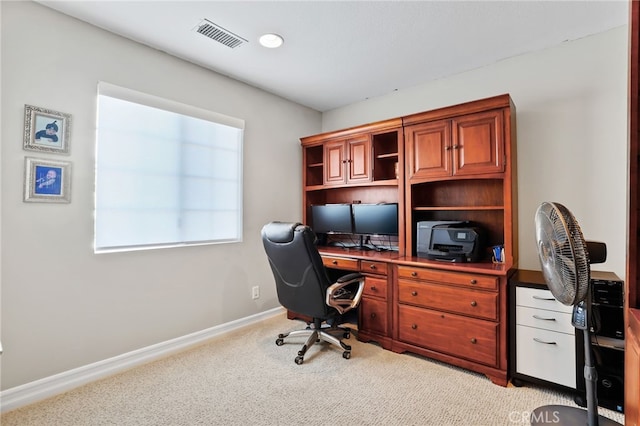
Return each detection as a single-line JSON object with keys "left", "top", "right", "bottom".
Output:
{"left": 347, "top": 135, "right": 372, "bottom": 183}
{"left": 406, "top": 119, "right": 451, "bottom": 181}
{"left": 452, "top": 109, "right": 504, "bottom": 176}
{"left": 324, "top": 140, "right": 347, "bottom": 185}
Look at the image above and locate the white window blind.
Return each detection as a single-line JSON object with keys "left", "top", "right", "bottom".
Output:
{"left": 95, "top": 82, "right": 244, "bottom": 252}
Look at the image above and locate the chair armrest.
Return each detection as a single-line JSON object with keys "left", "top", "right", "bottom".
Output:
{"left": 325, "top": 273, "right": 365, "bottom": 315}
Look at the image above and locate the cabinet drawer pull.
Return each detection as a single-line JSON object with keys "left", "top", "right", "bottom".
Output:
{"left": 533, "top": 338, "right": 557, "bottom": 345}
{"left": 370, "top": 313, "right": 377, "bottom": 319}
{"left": 470, "top": 301, "right": 477, "bottom": 307}
{"left": 411, "top": 271, "right": 418, "bottom": 277}
{"left": 532, "top": 295, "right": 555, "bottom": 301}
{"left": 332, "top": 260, "right": 338, "bottom": 265}
{"left": 411, "top": 291, "right": 418, "bottom": 296}
{"left": 369, "top": 264, "right": 376, "bottom": 270}
{"left": 411, "top": 324, "right": 418, "bottom": 330}
{"left": 532, "top": 315, "right": 556, "bottom": 321}
{"left": 470, "top": 338, "right": 477, "bottom": 344}
{"left": 370, "top": 285, "right": 377, "bottom": 291}
{"left": 470, "top": 279, "right": 477, "bottom": 285}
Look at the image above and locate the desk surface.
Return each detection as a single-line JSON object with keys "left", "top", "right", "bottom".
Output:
{"left": 318, "top": 246, "right": 514, "bottom": 276}
{"left": 511, "top": 269, "right": 622, "bottom": 289}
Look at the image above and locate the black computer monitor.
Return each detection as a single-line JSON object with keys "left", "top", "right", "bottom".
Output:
{"left": 310, "top": 204, "right": 353, "bottom": 234}
{"left": 352, "top": 203, "right": 398, "bottom": 235}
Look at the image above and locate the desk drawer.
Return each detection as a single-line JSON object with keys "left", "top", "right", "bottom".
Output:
{"left": 361, "top": 260, "right": 388, "bottom": 275}
{"left": 516, "top": 325, "right": 576, "bottom": 388}
{"left": 516, "top": 287, "right": 572, "bottom": 313}
{"left": 363, "top": 276, "right": 387, "bottom": 299}
{"left": 398, "top": 305, "right": 498, "bottom": 367}
{"left": 398, "top": 280, "right": 498, "bottom": 321}
{"left": 516, "top": 306, "right": 574, "bottom": 334}
{"left": 360, "top": 297, "right": 388, "bottom": 335}
{"left": 396, "top": 266, "right": 498, "bottom": 290}
{"left": 322, "top": 256, "right": 359, "bottom": 271}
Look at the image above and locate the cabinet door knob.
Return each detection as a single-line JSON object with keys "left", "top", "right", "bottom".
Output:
{"left": 370, "top": 285, "right": 377, "bottom": 291}
{"left": 445, "top": 145, "right": 452, "bottom": 151}
{"left": 470, "top": 279, "right": 477, "bottom": 284}
{"left": 470, "top": 300, "right": 477, "bottom": 307}
{"left": 453, "top": 145, "right": 460, "bottom": 149}
{"left": 370, "top": 313, "right": 377, "bottom": 319}
{"left": 411, "top": 271, "right": 418, "bottom": 277}
{"left": 470, "top": 338, "right": 477, "bottom": 344}
{"left": 411, "top": 324, "right": 418, "bottom": 330}
{"left": 411, "top": 291, "right": 418, "bottom": 296}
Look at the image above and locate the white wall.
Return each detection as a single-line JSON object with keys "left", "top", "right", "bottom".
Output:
{"left": 323, "top": 27, "right": 628, "bottom": 280}
{"left": 0, "top": 2, "right": 320, "bottom": 389}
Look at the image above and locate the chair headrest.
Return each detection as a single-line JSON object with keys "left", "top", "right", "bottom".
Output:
{"left": 262, "top": 222, "right": 303, "bottom": 243}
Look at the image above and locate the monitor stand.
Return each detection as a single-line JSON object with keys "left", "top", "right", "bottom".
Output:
{"left": 354, "top": 235, "right": 371, "bottom": 251}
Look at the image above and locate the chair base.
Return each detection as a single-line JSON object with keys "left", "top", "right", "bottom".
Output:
{"left": 275, "top": 322, "right": 353, "bottom": 364}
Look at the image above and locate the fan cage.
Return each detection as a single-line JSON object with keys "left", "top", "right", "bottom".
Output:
{"left": 536, "top": 202, "right": 590, "bottom": 305}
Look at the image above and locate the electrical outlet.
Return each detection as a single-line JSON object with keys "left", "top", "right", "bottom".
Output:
{"left": 252, "top": 286, "right": 260, "bottom": 300}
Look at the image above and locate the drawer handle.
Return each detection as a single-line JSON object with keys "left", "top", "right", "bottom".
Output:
{"left": 411, "top": 324, "right": 418, "bottom": 330}
{"left": 533, "top": 337, "right": 557, "bottom": 345}
{"left": 332, "top": 260, "right": 338, "bottom": 265}
{"left": 532, "top": 295, "right": 555, "bottom": 301}
{"left": 470, "top": 301, "right": 477, "bottom": 307}
{"left": 411, "top": 291, "right": 418, "bottom": 296}
{"left": 470, "top": 279, "right": 477, "bottom": 285}
{"left": 470, "top": 338, "right": 477, "bottom": 344}
{"left": 370, "top": 285, "right": 377, "bottom": 291}
{"left": 411, "top": 272, "right": 418, "bottom": 277}
{"left": 370, "top": 313, "right": 377, "bottom": 319}
{"left": 532, "top": 315, "right": 556, "bottom": 321}
{"left": 369, "top": 264, "right": 376, "bottom": 270}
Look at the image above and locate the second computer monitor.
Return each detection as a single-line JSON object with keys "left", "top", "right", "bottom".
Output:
{"left": 352, "top": 203, "right": 398, "bottom": 236}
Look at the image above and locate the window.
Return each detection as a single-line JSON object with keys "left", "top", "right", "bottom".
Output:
{"left": 95, "top": 82, "right": 244, "bottom": 252}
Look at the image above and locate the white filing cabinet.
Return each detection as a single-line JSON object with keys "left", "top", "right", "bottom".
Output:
{"left": 515, "top": 286, "right": 576, "bottom": 388}
{"left": 510, "top": 270, "right": 578, "bottom": 390}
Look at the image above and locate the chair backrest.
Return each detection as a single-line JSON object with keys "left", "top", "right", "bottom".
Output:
{"left": 261, "top": 222, "right": 332, "bottom": 319}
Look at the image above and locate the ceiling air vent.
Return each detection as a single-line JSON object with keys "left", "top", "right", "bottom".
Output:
{"left": 195, "top": 19, "right": 247, "bottom": 49}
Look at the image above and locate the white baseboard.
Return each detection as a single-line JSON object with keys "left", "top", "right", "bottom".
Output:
{"left": 0, "top": 307, "right": 285, "bottom": 413}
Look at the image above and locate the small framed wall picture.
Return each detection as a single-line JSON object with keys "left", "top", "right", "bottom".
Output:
{"left": 24, "top": 157, "right": 71, "bottom": 203}
{"left": 23, "top": 104, "right": 71, "bottom": 154}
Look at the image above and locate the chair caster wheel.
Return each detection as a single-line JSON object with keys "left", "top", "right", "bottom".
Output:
{"left": 343, "top": 332, "right": 350, "bottom": 339}
{"left": 275, "top": 338, "right": 284, "bottom": 346}
{"left": 295, "top": 356, "right": 304, "bottom": 365}
{"left": 342, "top": 351, "right": 351, "bottom": 359}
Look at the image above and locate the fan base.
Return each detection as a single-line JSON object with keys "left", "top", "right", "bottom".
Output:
{"left": 530, "top": 405, "right": 621, "bottom": 425}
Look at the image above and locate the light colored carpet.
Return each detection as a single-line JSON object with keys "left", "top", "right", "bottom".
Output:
{"left": 1, "top": 313, "right": 625, "bottom": 425}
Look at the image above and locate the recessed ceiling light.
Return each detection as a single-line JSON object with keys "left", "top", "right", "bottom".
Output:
{"left": 259, "top": 33, "right": 284, "bottom": 49}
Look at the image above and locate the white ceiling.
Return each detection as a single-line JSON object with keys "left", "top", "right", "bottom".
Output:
{"left": 36, "top": 1, "right": 628, "bottom": 112}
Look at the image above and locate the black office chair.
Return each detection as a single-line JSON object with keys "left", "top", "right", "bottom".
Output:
{"left": 261, "top": 221, "right": 364, "bottom": 364}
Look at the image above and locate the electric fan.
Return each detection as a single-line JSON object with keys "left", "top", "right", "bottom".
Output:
{"left": 532, "top": 202, "right": 620, "bottom": 426}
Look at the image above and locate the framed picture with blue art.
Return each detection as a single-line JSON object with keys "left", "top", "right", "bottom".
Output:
{"left": 23, "top": 104, "right": 71, "bottom": 154}
{"left": 23, "top": 157, "right": 71, "bottom": 203}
